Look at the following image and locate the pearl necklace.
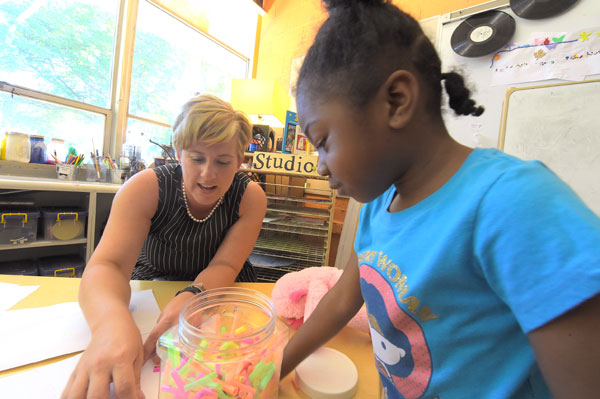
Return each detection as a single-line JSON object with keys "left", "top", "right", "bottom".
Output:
{"left": 181, "top": 181, "right": 223, "bottom": 223}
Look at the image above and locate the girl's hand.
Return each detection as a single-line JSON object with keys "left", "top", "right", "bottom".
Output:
{"left": 61, "top": 319, "right": 145, "bottom": 399}
{"left": 142, "top": 292, "right": 194, "bottom": 365}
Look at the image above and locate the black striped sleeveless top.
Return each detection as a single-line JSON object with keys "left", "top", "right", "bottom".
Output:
{"left": 132, "top": 163, "right": 256, "bottom": 282}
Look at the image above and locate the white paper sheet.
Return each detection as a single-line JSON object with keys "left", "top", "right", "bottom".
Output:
{"left": 0, "top": 290, "right": 160, "bottom": 371}
{"left": 0, "top": 352, "right": 160, "bottom": 399}
{"left": 0, "top": 282, "right": 39, "bottom": 312}
{"left": 490, "top": 26, "right": 600, "bottom": 86}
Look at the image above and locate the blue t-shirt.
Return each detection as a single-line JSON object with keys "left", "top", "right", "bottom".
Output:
{"left": 354, "top": 148, "right": 600, "bottom": 399}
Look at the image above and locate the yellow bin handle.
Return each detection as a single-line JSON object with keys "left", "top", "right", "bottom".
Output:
{"left": 54, "top": 267, "right": 76, "bottom": 277}
{"left": 1, "top": 213, "right": 28, "bottom": 225}
{"left": 56, "top": 212, "right": 79, "bottom": 222}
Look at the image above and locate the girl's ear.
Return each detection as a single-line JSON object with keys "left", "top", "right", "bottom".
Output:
{"left": 176, "top": 148, "right": 182, "bottom": 163}
{"left": 383, "top": 70, "right": 419, "bottom": 129}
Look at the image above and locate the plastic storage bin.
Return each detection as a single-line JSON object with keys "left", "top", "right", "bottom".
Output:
{"left": 0, "top": 209, "right": 40, "bottom": 244}
{"left": 41, "top": 208, "right": 87, "bottom": 241}
{"left": 38, "top": 255, "right": 85, "bottom": 277}
{"left": 0, "top": 259, "right": 39, "bottom": 276}
{"left": 157, "top": 287, "right": 289, "bottom": 399}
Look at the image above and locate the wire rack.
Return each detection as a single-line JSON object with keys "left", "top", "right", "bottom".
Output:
{"left": 267, "top": 203, "right": 330, "bottom": 218}
{"left": 254, "top": 266, "right": 290, "bottom": 282}
{"left": 263, "top": 217, "right": 328, "bottom": 232}
{"left": 242, "top": 161, "right": 336, "bottom": 281}
{"left": 265, "top": 194, "right": 332, "bottom": 205}
{"left": 253, "top": 235, "right": 327, "bottom": 263}
{"left": 252, "top": 259, "right": 323, "bottom": 282}
{"left": 260, "top": 223, "right": 328, "bottom": 237}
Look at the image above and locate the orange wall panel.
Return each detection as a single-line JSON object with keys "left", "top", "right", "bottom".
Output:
{"left": 256, "top": 0, "right": 489, "bottom": 95}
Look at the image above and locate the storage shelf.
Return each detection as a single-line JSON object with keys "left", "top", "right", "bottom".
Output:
{"left": 267, "top": 203, "right": 330, "bottom": 218}
{"left": 0, "top": 238, "right": 87, "bottom": 251}
{"left": 261, "top": 223, "right": 328, "bottom": 237}
{"left": 252, "top": 257, "right": 323, "bottom": 282}
{"left": 264, "top": 217, "right": 328, "bottom": 231}
{"left": 253, "top": 261, "right": 322, "bottom": 282}
{"left": 253, "top": 236, "right": 327, "bottom": 263}
{"left": 248, "top": 164, "right": 335, "bottom": 280}
{"left": 266, "top": 194, "right": 332, "bottom": 205}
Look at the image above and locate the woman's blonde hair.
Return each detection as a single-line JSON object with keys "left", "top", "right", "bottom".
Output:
{"left": 172, "top": 94, "right": 252, "bottom": 160}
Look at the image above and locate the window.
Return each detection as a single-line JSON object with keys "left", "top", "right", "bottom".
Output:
{"left": 0, "top": 0, "right": 256, "bottom": 167}
{"left": 127, "top": 1, "right": 249, "bottom": 164}
{"left": 0, "top": 0, "right": 118, "bottom": 107}
{"left": 0, "top": 91, "right": 105, "bottom": 160}
{"left": 0, "top": 0, "right": 118, "bottom": 157}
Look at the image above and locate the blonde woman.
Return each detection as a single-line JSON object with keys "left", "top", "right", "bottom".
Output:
{"left": 62, "top": 94, "right": 267, "bottom": 399}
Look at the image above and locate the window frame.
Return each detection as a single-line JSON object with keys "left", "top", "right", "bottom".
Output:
{"left": 0, "top": 0, "right": 254, "bottom": 161}
{"left": 123, "top": 0, "right": 252, "bottom": 155}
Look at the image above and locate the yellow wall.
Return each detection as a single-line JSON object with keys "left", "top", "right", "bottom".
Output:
{"left": 256, "top": 0, "right": 490, "bottom": 96}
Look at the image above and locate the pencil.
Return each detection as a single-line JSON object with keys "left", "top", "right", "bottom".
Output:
{"left": 50, "top": 152, "right": 60, "bottom": 164}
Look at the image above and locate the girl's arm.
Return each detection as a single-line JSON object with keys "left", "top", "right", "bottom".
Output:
{"left": 62, "top": 169, "right": 159, "bottom": 399}
{"left": 142, "top": 180, "right": 267, "bottom": 361}
{"left": 528, "top": 293, "right": 600, "bottom": 399}
{"left": 280, "top": 251, "right": 365, "bottom": 378}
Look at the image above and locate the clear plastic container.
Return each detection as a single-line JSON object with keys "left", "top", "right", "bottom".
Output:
{"left": 0, "top": 209, "right": 40, "bottom": 244}
{"left": 5, "top": 132, "right": 30, "bottom": 163}
{"left": 157, "top": 287, "right": 288, "bottom": 399}
{"left": 85, "top": 159, "right": 107, "bottom": 182}
{"left": 41, "top": 207, "right": 87, "bottom": 241}
{"left": 0, "top": 259, "right": 39, "bottom": 276}
{"left": 37, "top": 254, "right": 85, "bottom": 277}
{"left": 109, "top": 169, "right": 124, "bottom": 184}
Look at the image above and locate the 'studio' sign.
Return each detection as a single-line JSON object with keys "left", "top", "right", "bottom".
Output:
{"left": 251, "top": 152, "right": 319, "bottom": 177}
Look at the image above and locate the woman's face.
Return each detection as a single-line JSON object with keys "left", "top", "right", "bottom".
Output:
{"left": 177, "top": 137, "right": 241, "bottom": 208}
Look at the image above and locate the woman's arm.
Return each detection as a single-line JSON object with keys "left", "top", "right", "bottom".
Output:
{"left": 62, "top": 169, "right": 159, "bottom": 399}
{"left": 79, "top": 169, "right": 158, "bottom": 331}
{"left": 142, "top": 180, "right": 267, "bottom": 361}
{"left": 191, "top": 180, "right": 267, "bottom": 288}
{"left": 528, "top": 293, "right": 600, "bottom": 399}
{"left": 281, "top": 251, "right": 365, "bottom": 378}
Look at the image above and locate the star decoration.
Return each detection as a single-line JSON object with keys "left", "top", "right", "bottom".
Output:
{"left": 579, "top": 31, "right": 591, "bottom": 42}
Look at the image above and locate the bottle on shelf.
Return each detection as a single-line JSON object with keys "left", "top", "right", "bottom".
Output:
{"left": 29, "top": 135, "right": 47, "bottom": 164}
{"left": 0, "top": 132, "right": 7, "bottom": 160}
{"left": 5, "top": 132, "right": 30, "bottom": 163}
{"left": 47, "top": 138, "right": 67, "bottom": 164}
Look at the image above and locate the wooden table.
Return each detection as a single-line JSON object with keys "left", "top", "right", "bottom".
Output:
{"left": 0, "top": 275, "right": 378, "bottom": 398}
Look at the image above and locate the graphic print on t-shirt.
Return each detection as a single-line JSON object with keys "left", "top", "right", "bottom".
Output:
{"left": 361, "top": 263, "right": 433, "bottom": 399}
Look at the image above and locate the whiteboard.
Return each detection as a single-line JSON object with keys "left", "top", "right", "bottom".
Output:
{"left": 438, "top": 0, "right": 600, "bottom": 149}
{"left": 498, "top": 80, "right": 600, "bottom": 215}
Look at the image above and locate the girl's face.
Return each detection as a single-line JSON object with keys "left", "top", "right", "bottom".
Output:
{"left": 297, "top": 94, "right": 401, "bottom": 203}
{"left": 177, "top": 137, "right": 241, "bottom": 208}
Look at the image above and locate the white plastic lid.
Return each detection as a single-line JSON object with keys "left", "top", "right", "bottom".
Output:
{"left": 295, "top": 347, "right": 358, "bottom": 399}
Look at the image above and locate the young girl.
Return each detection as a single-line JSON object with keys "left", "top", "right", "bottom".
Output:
{"left": 281, "top": 1, "right": 600, "bottom": 398}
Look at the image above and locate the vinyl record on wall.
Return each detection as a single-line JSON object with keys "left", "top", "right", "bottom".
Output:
{"left": 451, "top": 10, "right": 516, "bottom": 58}
{"left": 510, "top": 0, "right": 579, "bottom": 20}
